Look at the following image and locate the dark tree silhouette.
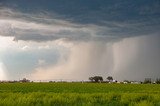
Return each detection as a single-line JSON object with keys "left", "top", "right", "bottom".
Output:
{"left": 144, "top": 78, "right": 151, "bottom": 84}
{"left": 89, "top": 76, "right": 103, "bottom": 82}
{"left": 107, "top": 76, "right": 113, "bottom": 82}
{"left": 156, "top": 78, "right": 160, "bottom": 84}
{"left": 20, "top": 78, "right": 30, "bottom": 83}
{"left": 89, "top": 77, "right": 94, "bottom": 82}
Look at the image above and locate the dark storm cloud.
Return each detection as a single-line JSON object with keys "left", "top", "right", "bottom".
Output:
{"left": 0, "top": 0, "right": 159, "bottom": 42}
{"left": 2, "top": 0, "right": 160, "bottom": 23}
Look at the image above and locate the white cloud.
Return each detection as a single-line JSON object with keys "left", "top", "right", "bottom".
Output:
{"left": 38, "top": 45, "right": 50, "bottom": 50}
{"left": 21, "top": 45, "right": 29, "bottom": 51}
{"left": 0, "top": 36, "right": 17, "bottom": 51}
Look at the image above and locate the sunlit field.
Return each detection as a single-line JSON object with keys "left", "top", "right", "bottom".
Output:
{"left": 0, "top": 83, "right": 160, "bottom": 106}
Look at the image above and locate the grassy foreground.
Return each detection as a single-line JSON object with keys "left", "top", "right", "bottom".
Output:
{"left": 0, "top": 83, "right": 160, "bottom": 106}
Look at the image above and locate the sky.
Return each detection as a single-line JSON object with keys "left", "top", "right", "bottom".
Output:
{"left": 0, "top": 0, "right": 160, "bottom": 81}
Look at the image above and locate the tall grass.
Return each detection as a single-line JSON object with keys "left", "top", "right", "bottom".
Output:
{"left": 0, "top": 83, "right": 160, "bottom": 106}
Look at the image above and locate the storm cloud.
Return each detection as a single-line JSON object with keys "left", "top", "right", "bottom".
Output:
{"left": 0, "top": 0, "right": 160, "bottom": 42}
{"left": 0, "top": 0, "right": 160, "bottom": 81}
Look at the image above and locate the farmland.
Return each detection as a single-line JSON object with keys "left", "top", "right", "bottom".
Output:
{"left": 0, "top": 83, "right": 160, "bottom": 106}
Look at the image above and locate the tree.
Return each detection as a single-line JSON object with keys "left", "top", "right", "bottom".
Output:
{"left": 107, "top": 76, "right": 113, "bottom": 82}
{"left": 156, "top": 78, "right": 160, "bottom": 84}
{"left": 20, "top": 78, "right": 30, "bottom": 83}
{"left": 89, "top": 76, "right": 103, "bottom": 82}
{"left": 89, "top": 77, "right": 94, "bottom": 82}
{"left": 144, "top": 78, "right": 151, "bottom": 84}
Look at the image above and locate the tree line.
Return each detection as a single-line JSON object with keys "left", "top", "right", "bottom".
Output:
{"left": 89, "top": 76, "right": 160, "bottom": 84}
{"left": 89, "top": 76, "right": 114, "bottom": 83}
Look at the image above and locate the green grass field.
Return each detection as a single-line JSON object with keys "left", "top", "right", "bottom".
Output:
{"left": 0, "top": 83, "right": 160, "bottom": 106}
